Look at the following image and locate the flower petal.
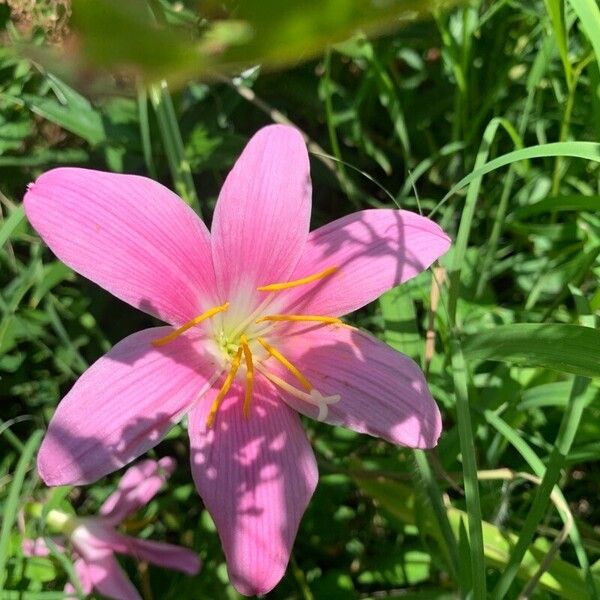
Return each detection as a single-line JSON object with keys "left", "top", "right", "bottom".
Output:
{"left": 100, "top": 457, "right": 175, "bottom": 525}
{"left": 109, "top": 534, "right": 201, "bottom": 575}
{"left": 22, "top": 538, "right": 52, "bottom": 557}
{"left": 38, "top": 327, "right": 219, "bottom": 486}
{"left": 281, "top": 209, "right": 450, "bottom": 317}
{"left": 211, "top": 125, "right": 311, "bottom": 303}
{"left": 64, "top": 558, "right": 94, "bottom": 597}
{"left": 274, "top": 326, "right": 442, "bottom": 448}
{"left": 85, "top": 555, "right": 141, "bottom": 600}
{"left": 189, "top": 377, "right": 318, "bottom": 596}
{"left": 24, "top": 168, "right": 218, "bottom": 326}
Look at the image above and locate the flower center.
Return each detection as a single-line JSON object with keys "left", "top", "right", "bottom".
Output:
{"left": 152, "top": 266, "right": 343, "bottom": 427}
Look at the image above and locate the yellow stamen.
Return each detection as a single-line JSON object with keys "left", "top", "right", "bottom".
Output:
{"left": 257, "top": 337, "right": 312, "bottom": 391}
{"left": 240, "top": 335, "right": 254, "bottom": 418}
{"left": 257, "top": 266, "right": 339, "bottom": 292}
{"left": 256, "top": 314, "right": 342, "bottom": 326}
{"left": 152, "top": 303, "right": 229, "bottom": 347}
{"left": 206, "top": 346, "right": 243, "bottom": 428}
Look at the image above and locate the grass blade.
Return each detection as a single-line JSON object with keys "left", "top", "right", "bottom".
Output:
{"left": 462, "top": 323, "right": 600, "bottom": 378}
{"left": 452, "top": 339, "right": 486, "bottom": 599}
{"left": 0, "top": 430, "right": 43, "bottom": 590}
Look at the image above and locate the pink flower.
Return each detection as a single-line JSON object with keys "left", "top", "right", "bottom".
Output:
{"left": 24, "top": 124, "right": 450, "bottom": 595}
{"left": 23, "top": 458, "right": 200, "bottom": 600}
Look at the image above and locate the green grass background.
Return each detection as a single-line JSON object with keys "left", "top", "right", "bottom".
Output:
{"left": 1, "top": 0, "right": 600, "bottom": 598}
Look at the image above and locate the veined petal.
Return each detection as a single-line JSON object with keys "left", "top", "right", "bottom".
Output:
{"left": 100, "top": 457, "right": 175, "bottom": 525}
{"left": 189, "top": 377, "right": 318, "bottom": 596}
{"left": 83, "top": 555, "right": 141, "bottom": 600}
{"left": 275, "top": 326, "right": 442, "bottom": 449}
{"left": 24, "top": 168, "right": 218, "bottom": 326}
{"left": 211, "top": 125, "right": 311, "bottom": 304}
{"left": 38, "top": 328, "right": 219, "bottom": 486}
{"left": 281, "top": 209, "right": 450, "bottom": 317}
{"left": 107, "top": 534, "right": 201, "bottom": 575}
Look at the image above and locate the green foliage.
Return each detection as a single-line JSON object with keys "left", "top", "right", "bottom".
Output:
{"left": 2, "top": 0, "right": 600, "bottom": 598}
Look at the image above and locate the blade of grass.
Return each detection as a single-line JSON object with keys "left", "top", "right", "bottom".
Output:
{"left": 413, "top": 449, "right": 460, "bottom": 582}
{"left": 0, "top": 430, "right": 43, "bottom": 590}
{"left": 544, "top": 0, "right": 573, "bottom": 89}
{"left": 149, "top": 81, "right": 200, "bottom": 215}
{"left": 452, "top": 338, "right": 486, "bottom": 599}
{"left": 462, "top": 323, "right": 600, "bottom": 378}
{"left": 475, "top": 35, "right": 551, "bottom": 297}
{"left": 322, "top": 50, "right": 360, "bottom": 207}
{"left": 137, "top": 86, "right": 157, "bottom": 179}
{"left": 430, "top": 141, "right": 600, "bottom": 217}
{"left": 444, "top": 117, "right": 520, "bottom": 600}
{"left": 492, "top": 377, "right": 592, "bottom": 599}
{"left": 568, "top": 0, "right": 600, "bottom": 68}
{"left": 0, "top": 204, "right": 25, "bottom": 248}
{"left": 483, "top": 407, "right": 595, "bottom": 597}
{"left": 447, "top": 117, "right": 521, "bottom": 323}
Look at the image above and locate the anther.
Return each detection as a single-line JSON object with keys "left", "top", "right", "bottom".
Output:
{"left": 239, "top": 335, "right": 254, "bottom": 418}
{"left": 257, "top": 266, "right": 339, "bottom": 292}
{"left": 256, "top": 314, "right": 342, "bottom": 326}
{"left": 152, "top": 303, "right": 229, "bottom": 347}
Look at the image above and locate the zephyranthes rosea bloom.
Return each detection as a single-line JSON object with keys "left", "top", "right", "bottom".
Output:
{"left": 23, "top": 458, "right": 200, "bottom": 600}
{"left": 25, "top": 124, "right": 450, "bottom": 595}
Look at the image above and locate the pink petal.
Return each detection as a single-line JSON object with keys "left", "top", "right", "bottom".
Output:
{"left": 22, "top": 538, "right": 51, "bottom": 557}
{"left": 24, "top": 168, "right": 218, "bottom": 326}
{"left": 273, "top": 326, "right": 442, "bottom": 448}
{"left": 109, "top": 534, "right": 201, "bottom": 575}
{"left": 64, "top": 558, "right": 94, "bottom": 597}
{"left": 38, "top": 327, "right": 219, "bottom": 486}
{"left": 189, "top": 377, "right": 318, "bottom": 596}
{"left": 100, "top": 457, "right": 175, "bottom": 525}
{"left": 86, "top": 555, "right": 141, "bottom": 600}
{"left": 211, "top": 125, "right": 311, "bottom": 304}
{"left": 280, "top": 209, "right": 450, "bottom": 317}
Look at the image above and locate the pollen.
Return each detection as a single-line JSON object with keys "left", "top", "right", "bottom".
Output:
{"left": 257, "top": 266, "right": 339, "bottom": 292}
{"left": 152, "top": 303, "right": 229, "bottom": 347}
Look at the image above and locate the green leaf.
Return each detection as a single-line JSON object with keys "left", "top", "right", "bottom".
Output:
{"left": 0, "top": 205, "right": 25, "bottom": 248}
{"left": 462, "top": 324, "right": 600, "bottom": 378}
{"left": 5, "top": 77, "right": 105, "bottom": 145}
{"left": 0, "top": 431, "right": 43, "bottom": 590}
{"left": 44, "top": 0, "right": 459, "bottom": 85}
{"left": 355, "top": 475, "right": 597, "bottom": 600}
{"left": 544, "top": 0, "right": 573, "bottom": 87}
{"left": 70, "top": 0, "right": 204, "bottom": 84}
{"left": 513, "top": 195, "right": 600, "bottom": 219}
{"left": 568, "top": 0, "right": 600, "bottom": 71}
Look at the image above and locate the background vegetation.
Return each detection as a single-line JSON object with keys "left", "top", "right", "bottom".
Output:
{"left": 1, "top": 0, "right": 600, "bottom": 598}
